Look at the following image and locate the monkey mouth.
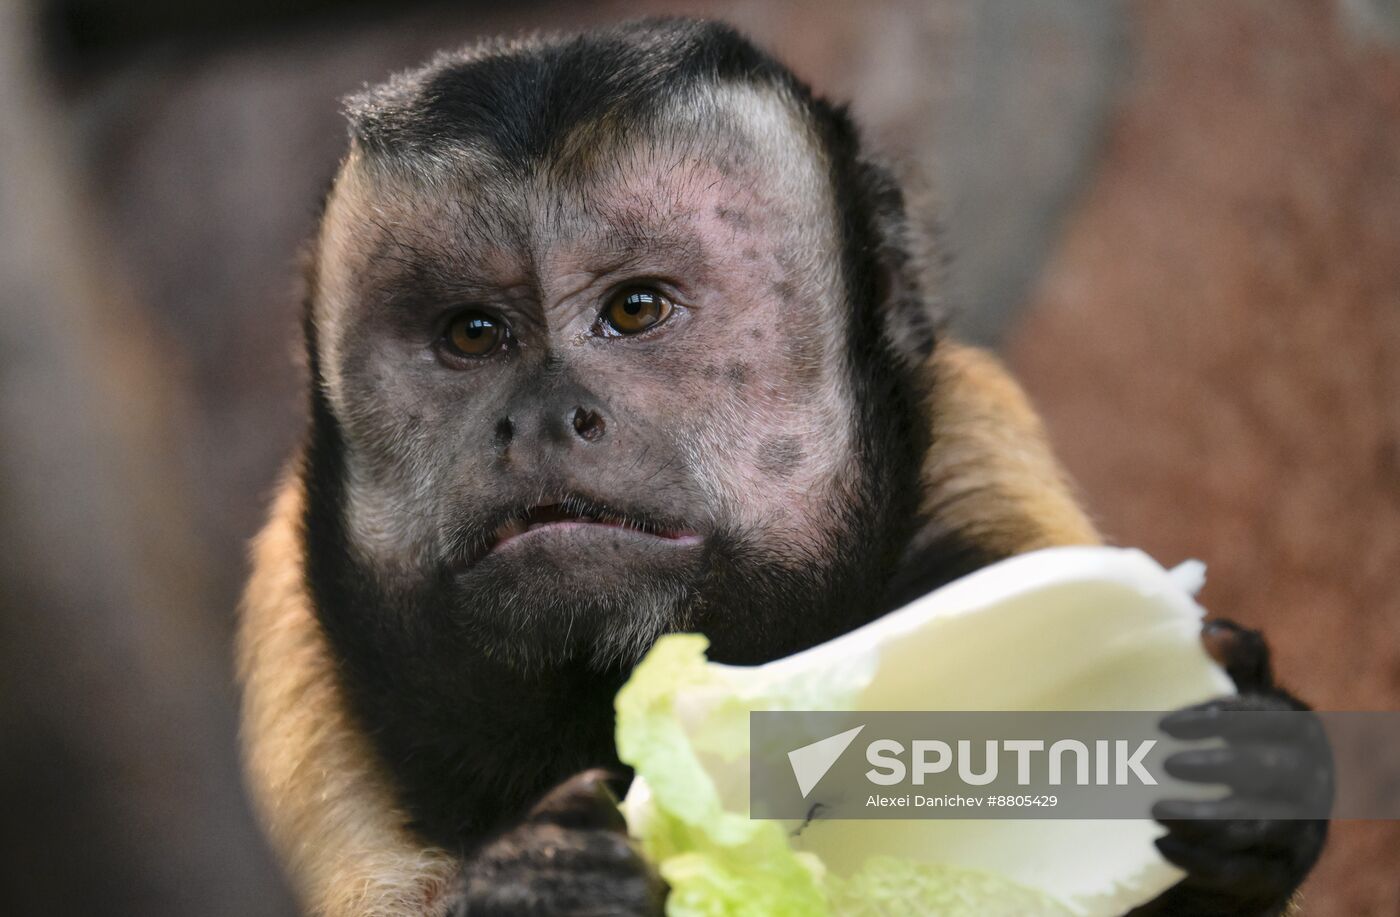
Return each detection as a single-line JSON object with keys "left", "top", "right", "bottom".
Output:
{"left": 479, "top": 498, "right": 702, "bottom": 559}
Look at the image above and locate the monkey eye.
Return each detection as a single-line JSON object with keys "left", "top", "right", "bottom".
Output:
{"left": 598, "top": 287, "right": 674, "bottom": 337}
{"left": 442, "top": 311, "right": 507, "bottom": 359}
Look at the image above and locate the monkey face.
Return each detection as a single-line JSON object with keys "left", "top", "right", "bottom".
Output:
{"left": 283, "top": 24, "right": 937, "bottom": 846}
{"left": 305, "top": 86, "right": 918, "bottom": 678}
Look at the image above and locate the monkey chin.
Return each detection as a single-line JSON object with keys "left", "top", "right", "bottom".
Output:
{"left": 449, "top": 524, "right": 708, "bottom": 671}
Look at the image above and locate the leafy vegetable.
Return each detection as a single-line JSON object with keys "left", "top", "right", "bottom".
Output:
{"left": 616, "top": 547, "right": 1233, "bottom": 916}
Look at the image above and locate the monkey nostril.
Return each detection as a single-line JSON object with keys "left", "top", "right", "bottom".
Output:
{"left": 571, "top": 407, "right": 605, "bottom": 442}
{"left": 494, "top": 417, "right": 514, "bottom": 449}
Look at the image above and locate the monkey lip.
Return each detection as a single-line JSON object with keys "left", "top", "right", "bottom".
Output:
{"left": 484, "top": 503, "right": 703, "bottom": 556}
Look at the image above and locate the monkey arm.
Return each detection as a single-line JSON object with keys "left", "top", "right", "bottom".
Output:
{"left": 920, "top": 341, "right": 1101, "bottom": 553}
{"left": 238, "top": 478, "right": 459, "bottom": 917}
{"left": 887, "top": 340, "right": 1101, "bottom": 608}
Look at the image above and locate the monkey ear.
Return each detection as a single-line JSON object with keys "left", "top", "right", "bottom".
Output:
{"left": 860, "top": 160, "right": 942, "bottom": 368}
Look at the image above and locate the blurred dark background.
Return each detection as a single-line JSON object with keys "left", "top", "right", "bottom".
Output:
{"left": 1, "top": 1, "right": 1397, "bottom": 914}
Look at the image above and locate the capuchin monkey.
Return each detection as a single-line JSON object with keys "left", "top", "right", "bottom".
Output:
{"left": 238, "top": 18, "right": 1328, "bottom": 917}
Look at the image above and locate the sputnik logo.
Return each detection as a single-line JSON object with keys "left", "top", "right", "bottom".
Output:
{"left": 787, "top": 725, "right": 865, "bottom": 799}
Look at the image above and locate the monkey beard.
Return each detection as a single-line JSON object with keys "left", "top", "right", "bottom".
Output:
{"left": 308, "top": 475, "right": 910, "bottom": 683}
{"left": 431, "top": 549, "right": 699, "bottom": 675}
{"left": 419, "top": 511, "right": 907, "bottom": 676}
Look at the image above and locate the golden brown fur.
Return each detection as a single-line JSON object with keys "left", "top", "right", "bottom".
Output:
{"left": 921, "top": 343, "right": 1100, "bottom": 554}
{"left": 236, "top": 341, "right": 1097, "bottom": 915}
{"left": 238, "top": 481, "right": 458, "bottom": 917}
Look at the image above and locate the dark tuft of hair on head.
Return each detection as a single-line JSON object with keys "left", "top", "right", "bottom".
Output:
{"left": 343, "top": 18, "right": 790, "bottom": 166}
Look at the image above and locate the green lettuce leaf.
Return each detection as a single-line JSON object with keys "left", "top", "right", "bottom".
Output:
{"left": 615, "top": 635, "right": 830, "bottom": 916}
{"left": 615, "top": 636, "right": 1072, "bottom": 916}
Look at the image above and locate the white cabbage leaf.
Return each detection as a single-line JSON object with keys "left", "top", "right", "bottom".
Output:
{"left": 615, "top": 546, "right": 1234, "bottom": 916}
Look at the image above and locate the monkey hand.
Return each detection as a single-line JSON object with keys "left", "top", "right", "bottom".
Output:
{"left": 1129, "top": 620, "right": 1331, "bottom": 917}
{"left": 449, "top": 769, "right": 666, "bottom": 917}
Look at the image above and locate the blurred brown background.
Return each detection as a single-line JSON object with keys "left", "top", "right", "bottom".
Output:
{"left": 1, "top": 0, "right": 1396, "bottom": 914}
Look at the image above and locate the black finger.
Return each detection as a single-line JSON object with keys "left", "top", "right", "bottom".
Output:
{"left": 1154, "top": 835, "right": 1292, "bottom": 896}
{"left": 1160, "top": 699, "right": 1308, "bottom": 742}
{"left": 527, "top": 769, "right": 629, "bottom": 832}
{"left": 1153, "top": 796, "right": 1303, "bottom": 822}
{"left": 1201, "top": 620, "right": 1273, "bottom": 692}
{"left": 1164, "top": 744, "right": 1312, "bottom": 796}
{"left": 469, "top": 824, "right": 663, "bottom": 901}
{"left": 1157, "top": 816, "right": 1299, "bottom": 851}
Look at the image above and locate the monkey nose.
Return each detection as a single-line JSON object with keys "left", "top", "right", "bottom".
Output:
{"left": 570, "top": 406, "right": 606, "bottom": 443}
